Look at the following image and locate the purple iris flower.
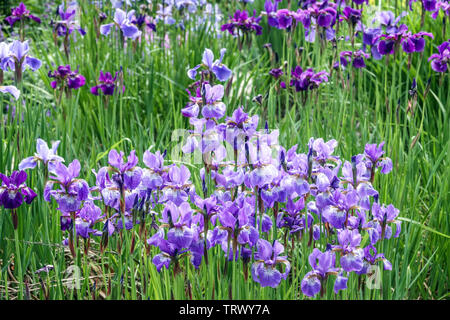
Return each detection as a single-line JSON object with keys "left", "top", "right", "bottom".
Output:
{"left": 356, "top": 245, "right": 392, "bottom": 275}
{"left": 360, "top": 27, "right": 383, "bottom": 60}
{"left": 375, "top": 27, "right": 407, "bottom": 56}
{"left": 161, "top": 201, "right": 194, "bottom": 250}
{"left": 5, "top": 2, "right": 41, "bottom": 27}
{"left": 372, "top": 11, "right": 407, "bottom": 34}
{"left": 201, "top": 84, "right": 226, "bottom": 119}
{"left": 141, "top": 150, "right": 165, "bottom": 190}
{"left": 264, "top": 0, "right": 280, "bottom": 27}
{"left": 0, "top": 170, "right": 36, "bottom": 210}
{"left": 339, "top": 50, "right": 370, "bottom": 69}
{"left": 94, "top": 164, "right": 135, "bottom": 213}
{"left": 151, "top": 239, "right": 186, "bottom": 272}
{"left": 215, "top": 197, "right": 259, "bottom": 258}
{"left": 100, "top": 8, "right": 142, "bottom": 40}
{"left": 221, "top": 9, "right": 263, "bottom": 36}
{"left": 148, "top": 201, "right": 195, "bottom": 272}
{"left": 48, "top": 65, "right": 85, "bottom": 90}
{"left": 423, "top": 0, "right": 438, "bottom": 11}
{"left": 155, "top": 4, "right": 176, "bottom": 25}
{"left": 432, "top": 1, "right": 450, "bottom": 19}
{"left": 45, "top": 159, "right": 89, "bottom": 213}
{"left": 0, "top": 85, "right": 20, "bottom": 100}
{"left": 161, "top": 164, "right": 192, "bottom": 205}
{"left": 269, "top": 68, "right": 283, "bottom": 79}
{"left": 301, "top": 248, "right": 342, "bottom": 297}
{"left": 284, "top": 66, "right": 329, "bottom": 92}
{"left": 352, "top": 0, "right": 368, "bottom": 4}
{"left": 277, "top": 197, "right": 312, "bottom": 234}
{"left": 107, "top": 149, "right": 142, "bottom": 191}
{"left": 130, "top": 14, "right": 156, "bottom": 32}
{"left": 19, "top": 138, "right": 64, "bottom": 171}
{"left": 401, "top": 32, "right": 434, "bottom": 53}
{"left": 275, "top": 9, "right": 294, "bottom": 29}
{"left": 311, "top": 138, "right": 338, "bottom": 163}
{"left": 372, "top": 202, "right": 401, "bottom": 239}
{"left": 91, "top": 71, "right": 125, "bottom": 96}
{"left": 340, "top": 7, "right": 362, "bottom": 26}
{"left": 308, "top": 1, "right": 337, "bottom": 29}
{"left": 0, "top": 170, "right": 36, "bottom": 230}
{"left": 75, "top": 201, "right": 104, "bottom": 238}
{"left": 188, "top": 48, "right": 232, "bottom": 82}
{"left": 181, "top": 82, "right": 204, "bottom": 118}
{"left": 322, "top": 189, "right": 358, "bottom": 229}
{"left": 52, "top": 3, "right": 86, "bottom": 37}
{"left": 335, "top": 229, "right": 364, "bottom": 272}
{"left": 364, "top": 142, "right": 393, "bottom": 174}
{"left": 251, "top": 239, "right": 290, "bottom": 288}
{"left": 428, "top": 40, "right": 449, "bottom": 72}
{"left": 1, "top": 40, "right": 42, "bottom": 83}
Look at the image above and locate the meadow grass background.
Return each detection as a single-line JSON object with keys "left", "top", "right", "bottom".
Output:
{"left": 0, "top": 0, "right": 448, "bottom": 299}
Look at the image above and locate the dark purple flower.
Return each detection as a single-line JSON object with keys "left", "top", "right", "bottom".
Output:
{"left": 284, "top": 66, "right": 329, "bottom": 92}
{"left": 0, "top": 170, "right": 36, "bottom": 209}
{"left": 269, "top": 68, "right": 283, "bottom": 78}
{"left": 401, "top": 31, "right": 434, "bottom": 53}
{"left": 423, "top": 0, "right": 438, "bottom": 11}
{"left": 91, "top": 71, "right": 125, "bottom": 96}
{"left": 340, "top": 7, "right": 362, "bottom": 26}
{"left": 275, "top": 9, "right": 294, "bottom": 29}
{"left": 48, "top": 65, "right": 85, "bottom": 90}
{"left": 5, "top": 2, "right": 41, "bottom": 27}
{"left": 339, "top": 50, "right": 370, "bottom": 69}
{"left": 221, "top": 10, "right": 263, "bottom": 36}
{"left": 307, "top": 2, "right": 337, "bottom": 29}
{"left": 428, "top": 40, "right": 449, "bottom": 72}
{"left": 352, "top": 0, "right": 369, "bottom": 4}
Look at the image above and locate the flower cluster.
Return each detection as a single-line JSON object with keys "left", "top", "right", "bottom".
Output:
{"left": 221, "top": 9, "right": 263, "bottom": 36}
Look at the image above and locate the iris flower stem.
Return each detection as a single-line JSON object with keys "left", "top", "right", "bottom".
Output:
{"left": 13, "top": 222, "right": 24, "bottom": 300}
